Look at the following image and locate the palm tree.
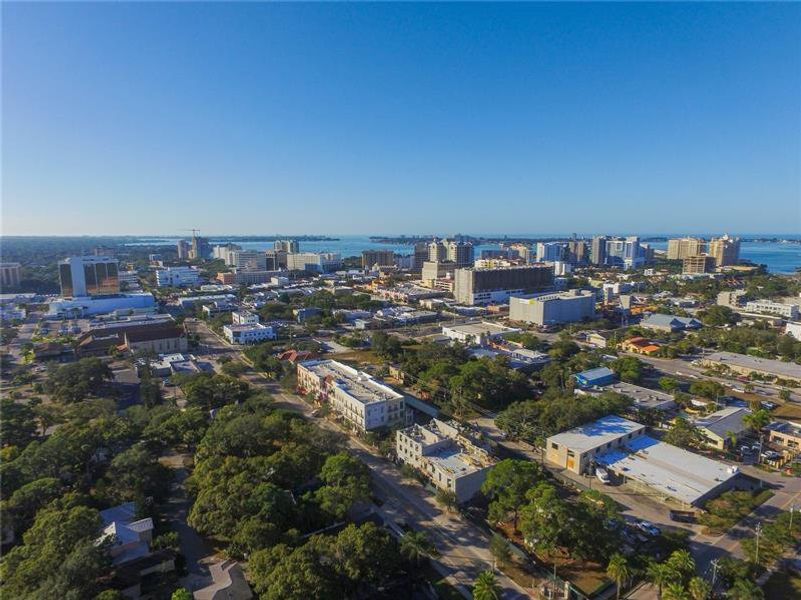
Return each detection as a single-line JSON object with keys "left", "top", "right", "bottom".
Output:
{"left": 667, "top": 549, "right": 696, "bottom": 582}
{"left": 648, "top": 561, "right": 680, "bottom": 599}
{"left": 663, "top": 582, "right": 691, "bottom": 600}
{"left": 726, "top": 578, "right": 764, "bottom": 600}
{"left": 688, "top": 577, "right": 711, "bottom": 600}
{"left": 473, "top": 570, "right": 503, "bottom": 600}
{"left": 607, "top": 553, "right": 632, "bottom": 600}
{"left": 400, "top": 530, "right": 436, "bottom": 565}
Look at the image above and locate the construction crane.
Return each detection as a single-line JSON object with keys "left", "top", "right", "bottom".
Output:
{"left": 179, "top": 228, "right": 201, "bottom": 238}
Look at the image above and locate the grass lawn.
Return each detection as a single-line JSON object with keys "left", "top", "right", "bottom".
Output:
{"left": 763, "top": 569, "right": 801, "bottom": 600}
{"left": 332, "top": 349, "right": 386, "bottom": 366}
{"left": 699, "top": 489, "right": 774, "bottom": 534}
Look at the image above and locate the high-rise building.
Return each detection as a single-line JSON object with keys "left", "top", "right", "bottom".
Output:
{"left": 536, "top": 242, "right": 565, "bottom": 262}
{"left": 286, "top": 252, "right": 342, "bottom": 273}
{"left": 59, "top": 256, "right": 120, "bottom": 297}
{"left": 667, "top": 237, "right": 707, "bottom": 260}
{"left": 230, "top": 250, "right": 267, "bottom": 271}
{"left": 274, "top": 240, "right": 300, "bottom": 253}
{"left": 177, "top": 240, "right": 191, "bottom": 260}
{"left": 0, "top": 263, "right": 21, "bottom": 288}
{"left": 445, "top": 240, "right": 474, "bottom": 267}
{"left": 566, "top": 241, "right": 588, "bottom": 265}
{"left": 454, "top": 265, "right": 554, "bottom": 305}
{"left": 428, "top": 239, "right": 448, "bottom": 262}
{"left": 605, "top": 237, "right": 645, "bottom": 270}
{"left": 708, "top": 234, "right": 740, "bottom": 267}
{"left": 413, "top": 243, "right": 429, "bottom": 271}
{"left": 362, "top": 249, "right": 396, "bottom": 269}
{"left": 508, "top": 244, "right": 534, "bottom": 264}
{"left": 265, "top": 250, "right": 288, "bottom": 270}
{"left": 682, "top": 254, "right": 715, "bottom": 275}
{"left": 190, "top": 236, "right": 211, "bottom": 260}
{"left": 213, "top": 243, "right": 242, "bottom": 264}
{"left": 591, "top": 236, "right": 607, "bottom": 266}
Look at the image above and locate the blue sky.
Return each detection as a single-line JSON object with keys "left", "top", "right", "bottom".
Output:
{"left": 2, "top": 2, "right": 800, "bottom": 236}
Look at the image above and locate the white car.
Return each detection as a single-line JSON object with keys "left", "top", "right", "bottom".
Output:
{"left": 595, "top": 467, "right": 611, "bottom": 484}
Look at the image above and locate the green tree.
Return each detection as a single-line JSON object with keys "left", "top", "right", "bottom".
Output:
{"left": 489, "top": 533, "right": 511, "bottom": 567}
{"left": 315, "top": 453, "right": 370, "bottom": 519}
{"left": 611, "top": 356, "right": 645, "bottom": 384}
{"left": 481, "top": 459, "right": 542, "bottom": 530}
{"left": 742, "top": 409, "right": 770, "bottom": 434}
{"left": 171, "top": 589, "right": 193, "bottom": 600}
{"left": 647, "top": 561, "right": 681, "bottom": 599}
{"left": 1, "top": 398, "right": 38, "bottom": 448}
{"left": 664, "top": 417, "right": 704, "bottom": 449}
{"left": 663, "top": 582, "right": 691, "bottom": 600}
{"left": 473, "top": 570, "right": 503, "bottom": 600}
{"left": 435, "top": 488, "right": 458, "bottom": 512}
{"left": 400, "top": 530, "right": 437, "bottom": 565}
{"left": 666, "top": 549, "right": 696, "bottom": 583}
{"left": 659, "top": 377, "right": 680, "bottom": 393}
{"left": 689, "top": 380, "right": 725, "bottom": 401}
{"left": 726, "top": 578, "right": 764, "bottom": 600}
{"left": 607, "top": 553, "right": 631, "bottom": 600}
{"left": 688, "top": 577, "right": 711, "bottom": 600}
{"left": 45, "top": 358, "right": 112, "bottom": 403}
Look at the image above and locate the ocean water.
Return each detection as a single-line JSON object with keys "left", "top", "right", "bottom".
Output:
{"left": 130, "top": 235, "right": 801, "bottom": 274}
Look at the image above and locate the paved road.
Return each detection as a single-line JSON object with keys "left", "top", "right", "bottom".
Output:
{"left": 191, "top": 319, "right": 532, "bottom": 598}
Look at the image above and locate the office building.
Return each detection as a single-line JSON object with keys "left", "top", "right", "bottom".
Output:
{"left": 546, "top": 415, "right": 647, "bottom": 474}
{"left": 286, "top": 252, "right": 342, "bottom": 273}
{"left": 223, "top": 322, "right": 276, "bottom": 345}
{"left": 667, "top": 237, "right": 707, "bottom": 260}
{"left": 744, "top": 300, "right": 799, "bottom": 320}
{"left": 682, "top": 254, "right": 715, "bottom": 274}
{"left": 297, "top": 359, "right": 408, "bottom": 431}
{"left": 118, "top": 270, "right": 139, "bottom": 290}
{"left": 176, "top": 240, "right": 191, "bottom": 260}
{"left": 441, "top": 321, "right": 521, "bottom": 345}
{"left": 0, "top": 263, "right": 21, "bottom": 288}
{"left": 230, "top": 250, "right": 267, "bottom": 271}
{"left": 453, "top": 264, "right": 553, "bottom": 305}
{"left": 265, "top": 249, "right": 288, "bottom": 270}
{"left": 59, "top": 256, "right": 120, "bottom": 297}
{"left": 362, "top": 249, "right": 396, "bottom": 269}
{"left": 509, "top": 289, "right": 596, "bottom": 326}
{"left": 428, "top": 239, "right": 448, "bottom": 262}
{"left": 708, "top": 234, "right": 740, "bottom": 267}
{"left": 397, "top": 419, "right": 495, "bottom": 503}
{"left": 48, "top": 292, "right": 157, "bottom": 318}
{"left": 766, "top": 421, "right": 801, "bottom": 453}
{"left": 605, "top": 237, "right": 645, "bottom": 270}
{"left": 155, "top": 266, "right": 200, "bottom": 288}
{"left": 428, "top": 238, "right": 474, "bottom": 267}
{"left": 536, "top": 242, "right": 565, "bottom": 262}
{"left": 274, "top": 239, "right": 299, "bottom": 253}
{"left": 231, "top": 310, "right": 260, "bottom": 325}
{"left": 590, "top": 236, "right": 607, "bottom": 266}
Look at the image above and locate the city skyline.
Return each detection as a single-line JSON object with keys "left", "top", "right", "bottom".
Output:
{"left": 3, "top": 2, "right": 800, "bottom": 235}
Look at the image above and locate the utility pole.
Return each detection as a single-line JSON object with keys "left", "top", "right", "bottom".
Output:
{"left": 791, "top": 505, "right": 798, "bottom": 534}
{"left": 755, "top": 522, "right": 763, "bottom": 565}
{"left": 710, "top": 559, "right": 719, "bottom": 589}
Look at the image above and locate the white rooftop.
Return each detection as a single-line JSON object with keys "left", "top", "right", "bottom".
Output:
{"left": 597, "top": 436, "right": 740, "bottom": 506}
{"left": 302, "top": 359, "right": 404, "bottom": 405}
{"left": 442, "top": 321, "right": 521, "bottom": 337}
{"left": 706, "top": 352, "right": 801, "bottom": 380}
{"left": 548, "top": 415, "right": 646, "bottom": 453}
{"left": 602, "top": 382, "right": 676, "bottom": 411}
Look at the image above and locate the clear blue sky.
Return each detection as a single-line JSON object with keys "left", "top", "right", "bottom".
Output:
{"left": 3, "top": 2, "right": 800, "bottom": 236}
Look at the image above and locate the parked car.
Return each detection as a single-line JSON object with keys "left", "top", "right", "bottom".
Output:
{"left": 761, "top": 401, "right": 777, "bottom": 411}
{"left": 595, "top": 467, "right": 611, "bottom": 484}
{"left": 636, "top": 520, "right": 661, "bottom": 536}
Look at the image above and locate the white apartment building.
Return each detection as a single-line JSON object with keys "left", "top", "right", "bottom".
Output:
{"left": 231, "top": 310, "right": 260, "bottom": 325}
{"left": 509, "top": 289, "right": 596, "bottom": 326}
{"left": 286, "top": 252, "right": 342, "bottom": 273}
{"left": 396, "top": 419, "right": 495, "bottom": 503}
{"left": 744, "top": 300, "right": 799, "bottom": 320}
{"left": 297, "top": 359, "right": 407, "bottom": 431}
{"left": 230, "top": 250, "right": 267, "bottom": 271}
{"left": 155, "top": 266, "right": 200, "bottom": 288}
{"left": 223, "top": 322, "right": 276, "bottom": 345}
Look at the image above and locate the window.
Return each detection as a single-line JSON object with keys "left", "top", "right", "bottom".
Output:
{"left": 567, "top": 450, "right": 575, "bottom": 458}
{"left": 551, "top": 442, "right": 559, "bottom": 450}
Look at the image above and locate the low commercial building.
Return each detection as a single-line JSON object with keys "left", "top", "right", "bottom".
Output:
{"left": 76, "top": 319, "right": 186, "bottom": 356}
{"left": 597, "top": 435, "right": 741, "bottom": 507}
{"left": 156, "top": 266, "right": 200, "bottom": 288}
{"left": 48, "top": 292, "right": 157, "bottom": 318}
{"left": 441, "top": 321, "right": 521, "bottom": 346}
{"left": 223, "top": 322, "right": 277, "bottom": 345}
{"left": 124, "top": 325, "right": 188, "bottom": 355}
{"left": 639, "top": 314, "right": 702, "bottom": 333}
{"left": 744, "top": 300, "right": 799, "bottom": 320}
{"left": 766, "top": 421, "right": 801, "bottom": 453}
{"left": 694, "top": 407, "right": 750, "bottom": 450}
{"left": 574, "top": 367, "right": 616, "bottom": 388}
{"left": 546, "top": 415, "right": 647, "bottom": 474}
{"left": 297, "top": 359, "right": 408, "bottom": 431}
{"left": 701, "top": 351, "right": 801, "bottom": 382}
{"left": 786, "top": 322, "right": 801, "bottom": 341}
{"left": 601, "top": 381, "right": 676, "bottom": 412}
{"left": 509, "top": 290, "right": 595, "bottom": 326}
{"left": 396, "top": 419, "right": 495, "bottom": 503}
{"left": 231, "top": 310, "right": 259, "bottom": 325}
{"left": 286, "top": 252, "right": 342, "bottom": 273}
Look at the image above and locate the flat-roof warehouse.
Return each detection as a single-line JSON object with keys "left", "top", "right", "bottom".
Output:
{"left": 702, "top": 351, "right": 801, "bottom": 381}
{"left": 597, "top": 436, "right": 741, "bottom": 506}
